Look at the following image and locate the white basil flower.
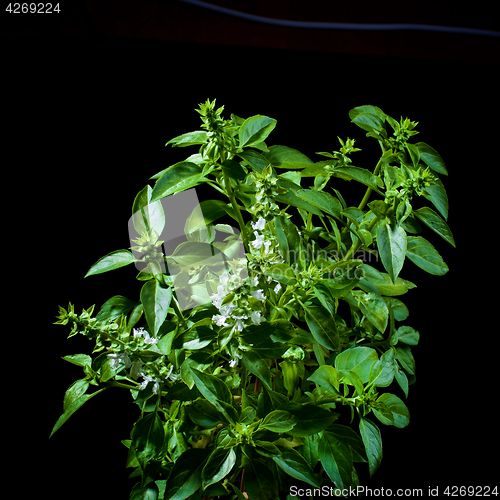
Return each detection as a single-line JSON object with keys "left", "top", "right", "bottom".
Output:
{"left": 152, "top": 380, "right": 160, "bottom": 394}
{"left": 250, "top": 289, "right": 266, "bottom": 302}
{"left": 251, "top": 231, "right": 265, "bottom": 250}
{"left": 213, "top": 314, "right": 229, "bottom": 326}
{"left": 220, "top": 302, "right": 236, "bottom": 317}
{"left": 107, "top": 352, "right": 132, "bottom": 369}
{"left": 264, "top": 240, "right": 272, "bottom": 255}
{"left": 133, "top": 327, "right": 146, "bottom": 337}
{"left": 210, "top": 284, "right": 228, "bottom": 309}
{"left": 274, "top": 282, "right": 282, "bottom": 293}
{"left": 250, "top": 311, "right": 263, "bottom": 325}
{"left": 139, "top": 374, "right": 153, "bottom": 391}
{"left": 251, "top": 217, "right": 266, "bottom": 231}
{"left": 142, "top": 331, "right": 158, "bottom": 344}
{"left": 219, "top": 269, "right": 230, "bottom": 287}
{"left": 233, "top": 315, "right": 248, "bottom": 332}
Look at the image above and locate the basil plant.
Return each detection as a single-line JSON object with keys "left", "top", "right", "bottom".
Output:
{"left": 51, "top": 100, "right": 454, "bottom": 500}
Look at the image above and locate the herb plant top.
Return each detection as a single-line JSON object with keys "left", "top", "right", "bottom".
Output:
{"left": 51, "top": 100, "right": 454, "bottom": 500}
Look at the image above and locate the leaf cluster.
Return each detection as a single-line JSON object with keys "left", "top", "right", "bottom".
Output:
{"left": 51, "top": 101, "right": 454, "bottom": 499}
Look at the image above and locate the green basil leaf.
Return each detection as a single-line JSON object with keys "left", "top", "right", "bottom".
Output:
{"left": 415, "top": 142, "right": 448, "bottom": 175}
{"left": 368, "top": 348, "right": 395, "bottom": 388}
{"left": 132, "top": 411, "right": 165, "bottom": 469}
{"left": 241, "top": 351, "right": 272, "bottom": 391}
{"left": 163, "top": 449, "right": 210, "bottom": 500}
{"left": 244, "top": 459, "right": 279, "bottom": 500}
{"left": 260, "top": 410, "right": 298, "bottom": 433}
{"left": 201, "top": 447, "right": 236, "bottom": 489}
{"left": 265, "top": 145, "right": 314, "bottom": 169}
{"left": 307, "top": 365, "right": 340, "bottom": 394}
{"left": 273, "top": 447, "right": 320, "bottom": 487}
{"left": 413, "top": 206, "right": 455, "bottom": 247}
{"left": 239, "top": 115, "right": 277, "bottom": 148}
{"left": 96, "top": 295, "right": 137, "bottom": 322}
{"left": 358, "top": 417, "right": 383, "bottom": 477}
{"left": 151, "top": 162, "right": 204, "bottom": 201}
{"left": 280, "top": 403, "right": 339, "bottom": 437}
{"left": 334, "top": 347, "right": 378, "bottom": 384}
{"left": 132, "top": 184, "right": 166, "bottom": 236}
{"left": 62, "top": 379, "right": 89, "bottom": 412}
{"left": 221, "top": 159, "right": 246, "bottom": 179}
{"left": 187, "top": 399, "right": 225, "bottom": 427}
{"left": 394, "top": 345, "right": 415, "bottom": 376}
{"left": 329, "top": 165, "right": 383, "bottom": 192}
{"left": 377, "top": 223, "right": 407, "bottom": 284}
{"left": 375, "top": 393, "right": 410, "bottom": 428}
{"left": 275, "top": 178, "right": 323, "bottom": 216}
{"left": 327, "top": 424, "right": 367, "bottom": 463}
{"left": 348, "top": 291, "right": 389, "bottom": 333}
{"left": 266, "top": 262, "right": 297, "bottom": 285}
{"left": 166, "top": 130, "right": 208, "bottom": 148}
{"left": 349, "top": 105, "right": 387, "bottom": 137}
{"left": 319, "top": 430, "right": 353, "bottom": 489}
{"left": 296, "top": 189, "right": 342, "bottom": 218}
{"left": 49, "top": 387, "right": 107, "bottom": 438}
{"left": 189, "top": 368, "right": 232, "bottom": 406}
{"left": 130, "top": 482, "right": 159, "bottom": 500}
{"left": 406, "top": 236, "right": 449, "bottom": 275}
{"left": 395, "top": 326, "right": 419, "bottom": 346}
{"left": 140, "top": 280, "right": 172, "bottom": 336}
{"left": 358, "top": 264, "right": 416, "bottom": 297}
{"left": 422, "top": 176, "right": 449, "bottom": 220}
{"left": 304, "top": 303, "right": 340, "bottom": 352}
{"left": 85, "top": 249, "right": 135, "bottom": 278}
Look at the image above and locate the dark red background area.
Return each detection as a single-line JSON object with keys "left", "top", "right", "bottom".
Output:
{"left": 3, "top": 1, "right": 498, "bottom": 499}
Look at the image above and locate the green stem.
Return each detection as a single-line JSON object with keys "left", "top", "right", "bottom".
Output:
{"left": 357, "top": 158, "right": 383, "bottom": 211}
{"left": 110, "top": 381, "right": 140, "bottom": 391}
{"left": 222, "top": 172, "right": 250, "bottom": 251}
{"left": 172, "top": 296, "right": 188, "bottom": 330}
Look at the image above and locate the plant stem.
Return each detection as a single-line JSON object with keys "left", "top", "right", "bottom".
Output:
{"left": 222, "top": 172, "right": 249, "bottom": 250}
{"left": 357, "top": 158, "right": 383, "bottom": 211}
{"left": 110, "top": 381, "right": 140, "bottom": 391}
{"left": 172, "top": 296, "right": 188, "bottom": 330}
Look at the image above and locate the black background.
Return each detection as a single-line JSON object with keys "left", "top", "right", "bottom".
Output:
{"left": 3, "top": 2, "right": 499, "bottom": 498}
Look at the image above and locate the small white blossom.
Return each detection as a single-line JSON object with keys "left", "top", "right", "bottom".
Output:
{"left": 250, "top": 289, "right": 266, "bottom": 302}
{"left": 233, "top": 315, "right": 248, "bottom": 332}
{"left": 210, "top": 284, "right": 228, "bottom": 309}
{"left": 133, "top": 327, "right": 157, "bottom": 344}
{"left": 251, "top": 217, "right": 266, "bottom": 231}
{"left": 251, "top": 231, "right": 265, "bottom": 250}
{"left": 274, "top": 282, "right": 282, "bottom": 293}
{"left": 139, "top": 373, "right": 161, "bottom": 394}
{"left": 219, "top": 269, "right": 230, "bottom": 287}
{"left": 213, "top": 314, "right": 229, "bottom": 326}
{"left": 108, "top": 352, "right": 132, "bottom": 369}
{"left": 220, "top": 302, "right": 236, "bottom": 317}
{"left": 250, "top": 311, "right": 263, "bottom": 325}
{"left": 139, "top": 374, "right": 153, "bottom": 391}
{"left": 264, "top": 240, "right": 272, "bottom": 254}
{"left": 229, "top": 358, "right": 239, "bottom": 368}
